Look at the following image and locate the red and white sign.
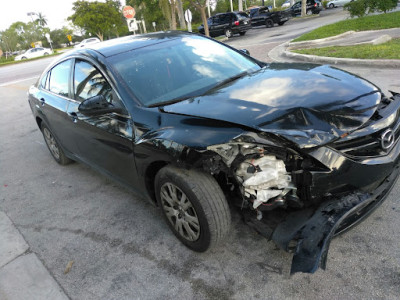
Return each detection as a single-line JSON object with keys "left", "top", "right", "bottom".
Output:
{"left": 122, "top": 6, "right": 135, "bottom": 19}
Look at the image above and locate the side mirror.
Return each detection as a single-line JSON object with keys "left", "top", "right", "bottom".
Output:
{"left": 240, "top": 49, "right": 250, "bottom": 56}
{"left": 78, "top": 95, "right": 123, "bottom": 116}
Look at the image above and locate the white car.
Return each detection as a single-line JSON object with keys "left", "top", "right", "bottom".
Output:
{"left": 281, "top": 0, "right": 291, "bottom": 8}
{"left": 327, "top": 0, "right": 352, "bottom": 8}
{"left": 14, "top": 47, "right": 53, "bottom": 61}
{"left": 74, "top": 38, "right": 101, "bottom": 48}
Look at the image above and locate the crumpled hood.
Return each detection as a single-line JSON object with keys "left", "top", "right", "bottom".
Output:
{"left": 162, "top": 64, "right": 381, "bottom": 148}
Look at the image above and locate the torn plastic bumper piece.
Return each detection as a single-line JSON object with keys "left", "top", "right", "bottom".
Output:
{"left": 246, "top": 163, "right": 400, "bottom": 274}
{"left": 277, "top": 163, "right": 399, "bottom": 274}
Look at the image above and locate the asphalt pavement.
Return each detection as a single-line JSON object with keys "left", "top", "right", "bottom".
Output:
{"left": 1, "top": 8, "right": 400, "bottom": 300}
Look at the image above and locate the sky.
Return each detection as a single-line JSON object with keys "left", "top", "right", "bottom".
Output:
{"left": 0, "top": 0, "right": 127, "bottom": 31}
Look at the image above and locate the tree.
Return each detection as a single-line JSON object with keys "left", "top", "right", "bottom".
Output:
{"left": 35, "top": 13, "right": 48, "bottom": 27}
{"left": 189, "top": 0, "right": 209, "bottom": 36}
{"left": 68, "top": 0, "right": 125, "bottom": 41}
{"left": 301, "top": 0, "right": 307, "bottom": 17}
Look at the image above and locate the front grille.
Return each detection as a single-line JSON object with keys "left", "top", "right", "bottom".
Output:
{"left": 331, "top": 95, "right": 400, "bottom": 158}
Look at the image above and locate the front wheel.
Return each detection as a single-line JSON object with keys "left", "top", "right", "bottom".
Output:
{"left": 224, "top": 28, "right": 233, "bottom": 38}
{"left": 306, "top": 9, "right": 313, "bottom": 16}
{"left": 265, "top": 19, "right": 274, "bottom": 28}
{"left": 155, "top": 166, "right": 231, "bottom": 252}
{"left": 329, "top": 3, "right": 334, "bottom": 8}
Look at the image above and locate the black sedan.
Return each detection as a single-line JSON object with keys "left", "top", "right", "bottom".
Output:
{"left": 28, "top": 32, "right": 400, "bottom": 274}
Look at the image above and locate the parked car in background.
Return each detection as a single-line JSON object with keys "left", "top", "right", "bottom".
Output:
{"left": 28, "top": 31, "right": 400, "bottom": 274}
{"left": 14, "top": 47, "right": 53, "bottom": 61}
{"left": 327, "top": 0, "right": 352, "bottom": 8}
{"left": 74, "top": 37, "right": 101, "bottom": 48}
{"left": 198, "top": 11, "right": 251, "bottom": 38}
{"left": 290, "top": 0, "right": 322, "bottom": 16}
{"left": 248, "top": 6, "right": 291, "bottom": 27}
{"left": 281, "top": 0, "right": 291, "bottom": 8}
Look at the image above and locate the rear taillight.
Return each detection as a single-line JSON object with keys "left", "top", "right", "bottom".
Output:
{"left": 314, "top": 3, "right": 317, "bottom": 6}
{"left": 234, "top": 21, "right": 239, "bottom": 26}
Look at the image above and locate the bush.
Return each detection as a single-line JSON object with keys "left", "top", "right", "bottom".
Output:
{"left": 344, "top": 0, "right": 398, "bottom": 18}
{"left": 322, "top": 0, "right": 329, "bottom": 8}
{"left": 344, "top": 0, "right": 369, "bottom": 17}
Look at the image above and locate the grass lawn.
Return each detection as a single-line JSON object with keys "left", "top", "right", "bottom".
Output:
{"left": 293, "top": 11, "right": 400, "bottom": 42}
{"left": 293, "top": 38, "right": 400, "bottom": 59}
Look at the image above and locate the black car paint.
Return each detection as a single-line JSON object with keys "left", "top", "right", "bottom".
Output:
{"left": 290, "top": 0, "right": 322, "bottom": 16}
{"left": 28, "top": 32, "right": 400, "bottom": 274}
{"left": 198, "top": 12, "right": 251, "bottom": 37}
{"left": 248, "top": 6, "right": 291, "bottom": 26}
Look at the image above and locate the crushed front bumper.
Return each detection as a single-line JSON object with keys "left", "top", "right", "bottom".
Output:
{"left": 244, "top": 161, "right": 400, "bottom": 274}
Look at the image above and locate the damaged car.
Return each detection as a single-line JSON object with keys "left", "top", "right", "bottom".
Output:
{"left": 28, "top": 32, "right": 400, "bottom": 274}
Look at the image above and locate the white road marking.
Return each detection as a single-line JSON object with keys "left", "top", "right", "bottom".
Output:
{"left": 0, "top": 76, "right": 40, "bottom": 87}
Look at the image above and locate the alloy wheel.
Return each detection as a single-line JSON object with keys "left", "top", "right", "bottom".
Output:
{"left": 43, "top": 127, "right": 60, "bottom": 160}
{"left": 160, "top": 182, "right": 200, "bottom": 241}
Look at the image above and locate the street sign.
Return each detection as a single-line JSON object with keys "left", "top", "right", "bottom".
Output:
{"left": 31, "top": 42, "right": 35, "bottom": 48}
{"left": 67, "top": 35, "right": 72, "bottom": 42}
{"left": 45, "top": 33, "right": 51, "bottom": 43}
{"left": 123, "top": 6, "right": 135, "bottom": 19}
{"left": 127, "top": 18, "right": 138, "bottom": 32}
{"left": 184, "top": 9, "right": 192, "bottom": 23}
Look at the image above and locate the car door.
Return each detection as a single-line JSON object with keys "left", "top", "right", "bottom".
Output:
{"left": 66, "top": 59, "right": 138, "bottom": 187}
{"left": 208, "top": 16, "right": 219, "bottom": 36}
{"left": 35, "top": 59, "right": 80, "bottom": 154}
{"left": 292, "top": 2, "right": 301, "bottom": 14}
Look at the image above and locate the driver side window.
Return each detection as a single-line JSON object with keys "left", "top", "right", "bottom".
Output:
{"left": 73, "top": 60, "right": 126, "bottom": 112}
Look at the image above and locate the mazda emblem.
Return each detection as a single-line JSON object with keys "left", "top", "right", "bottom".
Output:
{"left": 381, "top": 129, "right": 395, "bottom": 150}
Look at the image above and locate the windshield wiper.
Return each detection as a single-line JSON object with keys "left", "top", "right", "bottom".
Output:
{"left": 147, "top": 71, "right": 249, "bottom": 108}
{"left": 147, "top": 96, "right": 192, "bottom": 108}
{"left": 204, "top": 71, "right": 249, "bottom": 95}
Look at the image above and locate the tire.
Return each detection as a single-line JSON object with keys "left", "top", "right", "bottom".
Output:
{"left": 306, "top": 9, "right": 313, "bottom": 16}
{"left": 44, "top": 52, "right": 49, "bottom": 55}
{"left": 155, "top": 166, "right": 231, "bottom": 252}
{"left": 265, "top": 19, "right": 274, "bottom": 28}
{"left": 41, "top": 123, "right": 73, "bottom": 165}
{"left": 278, "top": 21, "right": 285, "bottom": 26}
{"left": 239, "top": 31, "right": 246, "bottom": 36}
{"left": 22, "top": 57, "right": 27, "bottom": 60}
{"left": 224, "top": 28, "right": 233, "bottom": 38}
{"left": 329, "top": 4, "right": 334, "bottom": 8}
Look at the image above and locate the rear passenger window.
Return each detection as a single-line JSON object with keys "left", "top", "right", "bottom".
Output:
{"left": 49, "top": 60, "right": 72, "bottom": 97}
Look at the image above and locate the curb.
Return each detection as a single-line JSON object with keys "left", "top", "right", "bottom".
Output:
{"left": 282, "top": 48, "right": 400, "bottom": 67}
{"left": 0, "top": 211, "right": 69, "bottom": 300}
{"left": 289, "top": 31, "right": 355, "bottom": 47}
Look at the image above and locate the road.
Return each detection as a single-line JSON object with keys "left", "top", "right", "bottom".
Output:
{"left": 1, "top": 9, "right": 399, "bottom": 300}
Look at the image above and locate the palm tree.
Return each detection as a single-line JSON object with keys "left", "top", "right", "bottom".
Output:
{"left": 35, "top": 13, "right": 48, "bottom": 27}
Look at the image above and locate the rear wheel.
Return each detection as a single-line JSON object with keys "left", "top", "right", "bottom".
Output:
{"left": 224, "top": 28, "right": 233, "bottom": 38}
{"left": 21, "top": 57, "right": 27, "bottom": 60}
{"left": 155, "top": 166, "right": 231, "bottom": 252}
{"left": 329, "top": 3, "right": 334, "bottom": 8}
{"left": 41, "top": 123, "right": 73, "bottom": 165}
{"left": 306, "top": 9, "right": 313, "bottom": 15}
{"left": 265, "top": 19, "right": 274, "bottom": 28}
{"left": 44, "top": 52, "right": 49, "bottom": 55}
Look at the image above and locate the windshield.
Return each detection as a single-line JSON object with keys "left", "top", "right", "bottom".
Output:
{"left": 108, "top": 35, "right": 261, "bottom": 107}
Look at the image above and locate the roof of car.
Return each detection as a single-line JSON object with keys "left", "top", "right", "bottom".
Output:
{"left": 78, "top": 31, "right": 194, "bottom": 58}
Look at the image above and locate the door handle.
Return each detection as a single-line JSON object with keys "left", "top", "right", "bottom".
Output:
{"left": 39, "top": 98, "right": 45, "bottom": 106}
{"left": 68, "top": 112, "right": 78, "bottom": 123}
